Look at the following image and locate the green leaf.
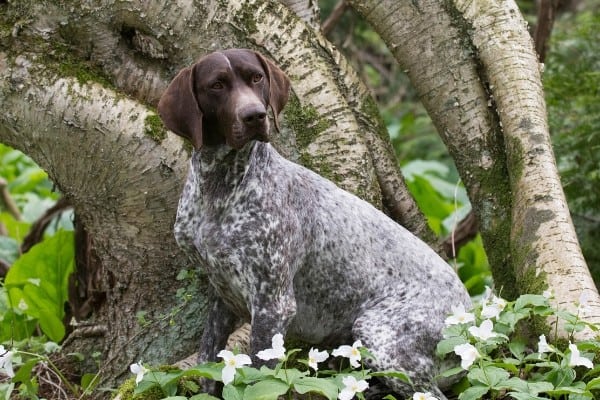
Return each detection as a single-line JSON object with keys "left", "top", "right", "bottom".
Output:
{"left": 222, "top": 384, "right": 244, "bottom": 400}
{"left": 12, "top": 358, "right": 40, "bottom": 384}
{"left": 438, "top": 366, "right": 465, "bottom": 378}
{"left": 508, "top": 340, "right": 526, "bottom": 359}
{"left": 5, "top": 230, "right": 75, "bottom": 342}
{"left": 190, "top": 393, "right": 219, "bottom": 400}
{"left": 498, "top": 377, "right": 553, "bottom": 395}
{"left": 370, "top": 370, "right": 411, "bottom": 384}
{"left": 243, "top": 378, "right": 289, "bottom": 400}
{"left": 467, "top": 366, "right": 509, "bottom": 388}
{"left": 293, "top": 377, "right": 339, "bottom": 400}
{"left": 507, "top": 393, "right": 550, "bottom": 400}
{"left": 436, "top": 336, "right": 467, "bottom": 357}
{"left": 585, "top": 376, "right": 600, "bottom": 390}
{"left": 458, "top": 385, "right": 489, "bottom": 400}
{"left": 162, "top": 397, "right": 188, "bottom": 400}
{"left": 184, "top": 363, "right": 225, "bottom": 381}
{"left": 190, "top": 394, "right": 222, "bottom": 400}
{"left": 274, "top": 368, "right": 306, "bottom": 384}
{"left": 81, "top": 373, "right": 100, "bottom": 393}
{"left": 514, "top": 295, "right": 549, "bottom": 311}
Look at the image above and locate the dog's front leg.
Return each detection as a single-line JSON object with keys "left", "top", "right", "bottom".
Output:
{"left": 198, "top": 291, "right": 239, "bottom": 393}
{"left": 249, "top": 285, "right": 297, "bottom": 367}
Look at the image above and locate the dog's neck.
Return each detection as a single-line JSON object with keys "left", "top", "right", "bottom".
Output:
{"left": 189, "top": 141, "right": 269, "bottom": 200}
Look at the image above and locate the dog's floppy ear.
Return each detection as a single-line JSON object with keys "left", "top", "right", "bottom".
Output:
{"left": 254, "top": 52, "right": 291, "bottom": 132}
{"left": 158, "top": 66, "right": 203, "bottom": 150}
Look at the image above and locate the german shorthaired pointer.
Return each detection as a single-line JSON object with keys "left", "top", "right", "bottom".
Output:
{"left": 158, "top": 49, "right": 471, "bottom": 398}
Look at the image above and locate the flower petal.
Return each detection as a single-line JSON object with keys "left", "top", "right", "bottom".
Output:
{"left": 222, "top": 365, "right": 236, "bottom": 385}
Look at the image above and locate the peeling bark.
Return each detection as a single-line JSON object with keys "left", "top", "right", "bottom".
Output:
{"left": 349, "top": 0, "right": 600, "bottom": 335}
{"left": 454, "top": 0, "right": 600, "bottom": 337}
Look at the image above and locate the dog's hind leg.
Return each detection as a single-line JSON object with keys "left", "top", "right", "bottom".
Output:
{"left": 351, "top": 297, "right": 448, "bottom": 399}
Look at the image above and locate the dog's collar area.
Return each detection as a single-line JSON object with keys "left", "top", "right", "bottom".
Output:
{"left": 193, "top": 140, "right": 258, "bottom": 170}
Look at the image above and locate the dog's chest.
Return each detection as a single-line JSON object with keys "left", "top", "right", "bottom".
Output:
{"left": 174, "top": 150, "right": 265, "bottom": 316}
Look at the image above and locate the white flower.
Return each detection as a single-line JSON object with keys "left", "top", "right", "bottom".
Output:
{"left": 481, "top": 296, "right": 507, "bottom": 320}
{"left": 129, "top": 361, "right": 149, "bottom": 385}
{"left": 256, "top": 333, "right": 286, "bottom": 361}
{"left": 338, "top": 375, "right": 369, "bottom": 400}
{"left": 218, "top": 350, "right": 252, "bottom": 385}
{"left": 308, "top": 348, "right": 329, "bottom": 371}
{"left": 468, "top": 319, "right": 497, "bottom": 341}
{"left": 0, "top": 345, "right": 15, "bottom": 378}
{"left": 454, "top": 343, "right": 479, "bottom": 370}
{"left": 542, "top": 290, "right": 553, "bottom": 299}
{"left": 568, "top": 342, "right": 593, "bottom": 369}
{"left": 444, "top": 304, "right": 475, "bottom": 326}
{"left": 537, "top": 334, "right": 554, "bottom": 354}
{"left": 333, "top": 340, "right": 363, "bottom": 368}
{"left": 413, "top": 392, "right": 438, "bottom": 400}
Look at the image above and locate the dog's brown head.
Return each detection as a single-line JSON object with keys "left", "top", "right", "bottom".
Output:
{"left": 158, "top": 49, "right": 290, "bottom": 150}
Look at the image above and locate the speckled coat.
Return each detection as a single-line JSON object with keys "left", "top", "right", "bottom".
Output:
{"left": 174, "top": 140, "right": 472, "bottom": 398}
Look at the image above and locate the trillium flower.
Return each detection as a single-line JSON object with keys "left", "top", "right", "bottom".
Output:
{"left": 468, "top": 319, "right": 497, "bottom": 341}
{"left": 481, "top": 296, "right": 507, "bottom": 320}
{"left": 308, "top": 348, "right": 329, "bottom": 371}
{"left": 568, "top": 342, "right": 593, "bottom": 369}
{"left": 413, "top": 392, "right": 438, "bottom": 400}
{"left": 444, "top": 304, "right": 475, "bottom": 326}
{"left": 333, "top": 340, "right": 363, "bottom": 368}
{"left": 0, "top": 345, "right": 15, "bottom": 378}
{"left": 537, "top": 334, "right": 554, "bottom": 354}
{"left": 256, "top": 333, "right": 286, "bottom": 361}
{"left": 454, "top": 343, "right": 480, "bottom": 370}
{"left": 218, "top": 350, "right": 252, "bottom": 385}
{"left": 338, "top": 375, "right": 369, "bottom": 400}
{"left": 129, "top": 361, "right": 149, "bottom": 385}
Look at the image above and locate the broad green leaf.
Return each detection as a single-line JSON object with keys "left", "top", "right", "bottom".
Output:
{"left": 585, "top": 376, "right": 600, "bottom": 390}
{"left": 293, "top": 377, "right": 339, "bottom": 400}
{"left": 222, "top": 384, "right": 244, "bottom": 400}
{"left": 81, "top": 373, "right": 100, "bottom": 393}
{"left": 507, "top": 393, "right": 550, "bottom": 400}
{"left": 243, "top": 378, "right": 289, "bottom": 400}
{"left": 458, "top": 385, "right": 489, "bottom": 400}
{"left": 498, "top": 377, "right": 553, "bottom": 395}
{"left": 436, "top": 336, "right": 467, "bottom": 357}
{"left": 5, "top": 230, "right": 75, "bottom": 342}
{"left": 467, "top": 366, "right": 509, "bottom": 388}
{"left": 190, "top": 394, "right": 222, "bottom": 400}
{"left": 185, "top": 363, "right": 225, "bottom": 381}
{"left": 162, "top": 397, "right": 188, "bottom": 400}
{"left": 370, "top": 370, "right": 411, "bottom": 384}
{"left": 514, "top": 295, "right": 549, "bottom": 311}
{"left": 274, "top": 367, "right": 306, "bottom": 384}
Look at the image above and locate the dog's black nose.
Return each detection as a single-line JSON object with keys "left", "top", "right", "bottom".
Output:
{"left": 241, "top": 106, "right": 267, "bottom": 125}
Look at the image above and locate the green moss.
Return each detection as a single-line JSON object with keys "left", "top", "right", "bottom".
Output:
{"left": 113, "top": 377, "right": 164, "bottom": 400}
{"left": 234, "top": 0, "right": 259, "bottom": 35}
{"left": 144, "top": 113, "right": 167, "bottom": 143}
{"left": 506, "top": 136, "right": 525, "bottom": 183}
{"left": 284, "top": 95, "right": 331, "bottom": 149}
{"left": 359, "top": 96, "right": 389, "bottom": 142}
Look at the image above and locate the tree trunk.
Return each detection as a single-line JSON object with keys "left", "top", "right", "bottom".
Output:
{"left": 0, "top": 0, "right": 423, "bottom": 385}
{"left": 349, "top": 0, "right": 600, "bottom": 335}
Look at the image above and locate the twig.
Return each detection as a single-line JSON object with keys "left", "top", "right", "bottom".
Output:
{"left": 0, "top": 177, "right": 21, "bottom": 221}
{"left": 321, "top": 0, "right": 348, "bottom": 36}
{"left": 534, "top": 0, "right": 560, "bottom": 62}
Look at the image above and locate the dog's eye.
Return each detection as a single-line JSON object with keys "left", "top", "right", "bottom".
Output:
{"left": 211, "top": 81, "right": 224, "bottom": 90}
{"left": 252, "top": 73, "right": 263, "bottom": 83}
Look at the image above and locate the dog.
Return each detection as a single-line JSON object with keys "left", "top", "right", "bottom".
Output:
{"left": 158, "top": 48, "right": 471, "bottom": 398}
